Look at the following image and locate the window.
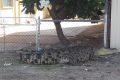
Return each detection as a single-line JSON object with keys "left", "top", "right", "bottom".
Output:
{"left": 3, "top": 0, "right": 13, "bottom": 8}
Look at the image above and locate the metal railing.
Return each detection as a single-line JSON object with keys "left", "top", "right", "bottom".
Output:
{"left": 40, "top": 19, "right": 104, "bottom": 22}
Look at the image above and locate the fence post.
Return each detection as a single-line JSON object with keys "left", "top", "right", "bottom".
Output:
{"left": 36, "top": 16, "right": 41, "bottom": 53}
{"left": 2, "top": 18, "right": 6, "bottom": 52}
{"left": 3, "top": 25, "right": 5, "bottom": 52}
{"left": 104, "top": 0, "right": 111, "bottom": 48}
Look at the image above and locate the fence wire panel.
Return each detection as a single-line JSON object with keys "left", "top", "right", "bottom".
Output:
{"left": 0, "top": 17, "right": 37, "bottom": 52}
{"left": 0, "top": 17, "right": 104, "bottom": 65}
{"left": 0, "top": 17, "right": 104, "bottom": 52}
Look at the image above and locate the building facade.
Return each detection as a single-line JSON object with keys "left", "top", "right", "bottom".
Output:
{"left": 110, "top": 0, "right": 120, "bottom": 51}
{"left": 0, "top": 0, "right": 13, "bottom": 9}
{"left": 0, "top": 0, "right": 14, "bottom": 16}
{"left": 0, "top": 0, "right": 46, "bottom": 24}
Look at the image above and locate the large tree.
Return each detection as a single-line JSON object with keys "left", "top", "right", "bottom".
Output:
{"left": 20, "top": 0, "right": 105, "bottom": 46}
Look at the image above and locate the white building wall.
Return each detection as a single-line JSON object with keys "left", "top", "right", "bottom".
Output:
{"left": 0, "top": 9, "right": 14, "bottom": 24}
{"left": 111, "top": 0, "right": 120, "bottom": 51}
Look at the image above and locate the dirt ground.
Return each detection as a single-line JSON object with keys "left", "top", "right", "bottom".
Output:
{"left": 0, "top": 51, "right": 120, "bottom": 80}
{"left": 0, "top": 23, "right": 120, "bottom": 80}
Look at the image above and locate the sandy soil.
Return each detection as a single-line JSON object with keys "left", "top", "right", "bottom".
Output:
{"left": 0, "top": 51, "right": 120, "bottom": 80}
{"left": 0, "top": 23, "right": 120, "bottom": 80}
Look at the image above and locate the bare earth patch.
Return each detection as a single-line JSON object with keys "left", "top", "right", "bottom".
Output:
{"left": 0, "top": 52, "right": 120, "bottom": 80}
{"left": 71, "top": 23, "right": 104, "bottom": 48}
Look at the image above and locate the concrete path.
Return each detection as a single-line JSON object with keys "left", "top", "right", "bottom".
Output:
{"left": 0, "top": 22, "right": 96, "bottom": 36}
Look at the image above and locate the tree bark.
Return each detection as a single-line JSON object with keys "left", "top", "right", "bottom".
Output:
{"left": 47, "top": 7, "right": 70, "bottom": 46}
{"left": 54, "top": 21, "right": 70, "bottom": 46}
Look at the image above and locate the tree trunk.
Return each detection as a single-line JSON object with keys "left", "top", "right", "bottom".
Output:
{"left": 47, "top": 7, "right": 70, "bottom": 46}
{"left": 54, "top": 21, "right": 70, "bottom": 46}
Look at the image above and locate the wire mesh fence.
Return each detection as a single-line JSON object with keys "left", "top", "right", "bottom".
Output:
{"left": 0, "top": 17, "right": 37, "bottom": 52}
{"left": 0, "top": 16, "right": 104, "bottom": 65}
{"left": 0, "top": 17, "right": 104, "bottom": 53}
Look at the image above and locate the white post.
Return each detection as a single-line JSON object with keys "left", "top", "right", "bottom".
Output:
{"left": 104, "top": 0, "right": 108, "bottom": 48}
{"left": 36, "top": 16, "right": 41, "bottom": 52}
{"left": 3, "top": 25, "right": 5, "bottom": 52}
{"left": 104, "top": 0, "right": 111, "bottom": 48}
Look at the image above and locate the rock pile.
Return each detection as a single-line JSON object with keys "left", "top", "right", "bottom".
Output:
{"left": 17, "top": 44, "right": 95, "bottom": 65}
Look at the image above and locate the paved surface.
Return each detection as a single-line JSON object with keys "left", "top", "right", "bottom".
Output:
{"left": 0, "top": 22, "right": 96, "bottom": 36}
